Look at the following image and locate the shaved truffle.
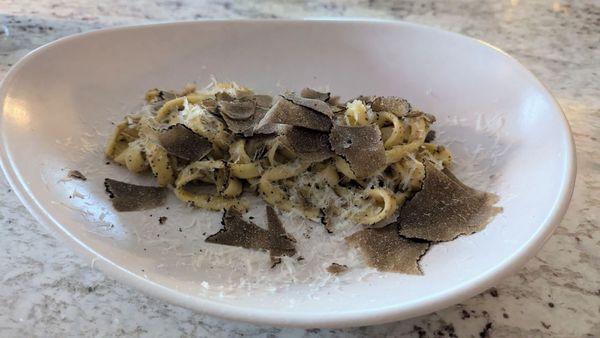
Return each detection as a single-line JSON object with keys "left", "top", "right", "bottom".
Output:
{"left": 217, "top": 98, "right": 274, "bottom": 136}
{"left": 300, "top": 88, "right": 331, "bottom": 102}
{"left": 347, "top": 225, "right": 429, "bottom": 274}
{"left": 252, "top": 95, "right": 273, "bottom": 108}
{"left": 244, "top": 134, "right": 274, "bottom": 161}
{"left": 206, "top": 209, "right": 266, "bottom": 249}
{"left": 158, "top": 124, "right": 212, "bottom": 161}
{"left": 218, "top": 99, "right": 256, "bottom": 120}
{"left": 370, "top": 96, "right": 412, "bottom": 117}
{"left": 329, "top": 124, "right": 386, "bottom": 178}
{"left": 282, "top": 92, "right": 333, "bottom": 117}
{"left": 397, "top": 163, "right": 502, "bottom": 242}
{"left": 282, "top": 127, "right": 333, "bottom": 162}
{"left": 265, "top": 205, "right": 297, "bottom": 265}
{"left": 425, "top": 130, "right": 436, "bottom": 143}
{"left": 206, "top": 207, "right": 296, "bottom": 266}
{"left": 256, "top": 97, "right": 332, "bottom": 132}
{"left": 326, "top": 263, "right": 348, "bottom": 275}
{"left": 67, "top": 170, "right": 87, "bottom": 181}
{"left": 218, "top": 99, "right": 256, "bottom": 135}
{"left": 181, "top": 181, "right": 217, "bottom": 195}
{"left": 104, "top": 178, "right": 167, "bottom": 211}
{"left": 199, "top": 98, "right": 218, "bottom": 114}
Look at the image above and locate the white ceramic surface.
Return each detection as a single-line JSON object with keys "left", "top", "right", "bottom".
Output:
{"left": 0, "top": 20, "right": 575, "bottom": 328}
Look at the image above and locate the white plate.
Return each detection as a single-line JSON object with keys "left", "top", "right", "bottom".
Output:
{"left": 0, "top": 20, "right": 575, "bottom": 328}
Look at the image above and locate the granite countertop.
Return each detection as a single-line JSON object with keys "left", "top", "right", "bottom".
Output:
{"left": 0, "top": 0, "right": 598, "bottom": 336}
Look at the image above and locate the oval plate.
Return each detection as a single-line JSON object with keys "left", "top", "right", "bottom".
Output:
{"left": 0, "top": 20, "right": 575, "bottom": 328}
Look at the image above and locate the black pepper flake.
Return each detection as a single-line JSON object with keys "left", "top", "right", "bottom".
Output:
{"left": 502, "top": 313, "right": 509, "bottom": 319}
{"left": 489, "top": 287, "right": 498, "bottom": 297}
{"left": 461, "top": 309, "right": 471, "bottom": 319}
{"left": 158, "top": 216, "right": 167, "bottom": 224}
{"left": 548, "top": 302, "right": 554, "bottom": 308}
{"left": 541, "top": 321, "right": 551, "bottom": 329}
{"left": 178, "top": 227, "right": 182, "bottom": 232}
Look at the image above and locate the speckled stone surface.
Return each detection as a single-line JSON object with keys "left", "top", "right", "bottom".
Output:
{"left": 0, "top": 1, "right": 598, "bottom": 336}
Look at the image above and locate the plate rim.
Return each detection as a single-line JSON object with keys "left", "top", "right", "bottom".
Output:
{"left": 0, "top": 18, "right": 577, "bottom": 328}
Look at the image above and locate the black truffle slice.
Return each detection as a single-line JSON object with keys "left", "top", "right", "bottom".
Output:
{"left": 326, "top": 263, "right": 348, "bottom": 275}
{"left": 265, "top": 205, "right": 297, "bottom": 266}
{"left": 218, "top": 99, "right": 256, "bottom": 120}
{"left": 329, "top": 124, "right": 386, "bottom": 178}
{"left": 217, "top": 98, "right": 272, "bottom": 136}
{"left": 425, "top": 130, "right": 436, "bottom": 143}
{"left": 282, "top": 127, "right": 333, "bottom": 162}
{"left": 346, "top": 225, "right": 429, "bottom": 274}
{"left": 199, "top": 98, "right": 218, "bottom": 114}
{"left": 397, "top": 163, "right": 502, "bottom": 242}
{"left": 205, "top": 207, "right": 296, "bottom": 266}
{"left": 282, "top": 92, "right": 333, "bottom": 117}
{"left": 104, "top": 178, "right": 167, "bottom": 211}
{"left": 218, "top": 100, "right": 257, "bottom": 135}
{"left": 252, "top": 107, "right": 279, "bottom": 135}
{"left": 67, "top": 170, "right": 87, "bottom": 181}
{"left": 183, "top": 180, "right": 218, "bottom": 195}
{"left": 256, "top": 98, "right": 332, "bottom": 132}
{"left": 244, "top": 134, "right": 274, "bottom": 161}
{"left": 370, "top": 96, "right": 412, "bottom": 117}
{"left": 206, "top": 209, "right": 267, "bottom": 250}
{"left": 252, "top": 94, "right": 273, "bottom": 108}
{"left": 300, "top": 88, "right": 331, "bottom": 102}
{"left": 158, "top": 124, "right": 212, "bottom": 161}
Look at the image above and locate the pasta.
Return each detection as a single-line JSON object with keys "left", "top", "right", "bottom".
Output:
{"left": 105, "top": 81, "right": 453, "bottom": 227}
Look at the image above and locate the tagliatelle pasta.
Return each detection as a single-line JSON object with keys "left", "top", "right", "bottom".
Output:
{"left": 105, "top": 81, "right": 452, "bottom": 227}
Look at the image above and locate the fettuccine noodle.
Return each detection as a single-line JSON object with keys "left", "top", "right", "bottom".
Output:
{"left": 105, "top": 81, "right": 452, "bottom": 228}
